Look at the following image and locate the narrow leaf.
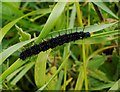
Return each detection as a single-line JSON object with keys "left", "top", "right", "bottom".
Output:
{"left": 93, "top": 1, "right": 118, "bottom": 19}
{"left": 36, "top": 2, "right": 67, "bottom": 43}
{"left": 0, "top": 38, "right": 36, "bottom": 65}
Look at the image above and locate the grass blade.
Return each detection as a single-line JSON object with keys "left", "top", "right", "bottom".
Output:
{"left": 35, "top": 50, "right": 51, "bottom": 88}
{"left": 37, "top": 54, "right": 70, "bottom": 91}
{"left": 109, "top": 79, "right": 120, "bottom": 91}
{"left": 93, "top": 1, "right": 118, "bottom": 19}
{"left": 36, "top": 2, "right": 67, "bottom": 43}
{"left": 10, "top": 61, "right": 35, "bottom": 85}
{"left": 0, "top": 38, "right": 36, "bottom": 65}
{"left": 0, "top": 59, "right": 25, "bottom": 83}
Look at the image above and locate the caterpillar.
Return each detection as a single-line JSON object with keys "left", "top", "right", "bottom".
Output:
{"left": 19, "top": 28, "right": 90, "bottom": 60}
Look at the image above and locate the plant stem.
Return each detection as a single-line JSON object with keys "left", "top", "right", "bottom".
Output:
{"left": 82, "top": 43, "right": 88, "bottom": 91}
{"left": 75, "top": 2, "right": 83, "bottom": 26}
{"left": 88, "top": 2, "right": 91, "bottom": 26}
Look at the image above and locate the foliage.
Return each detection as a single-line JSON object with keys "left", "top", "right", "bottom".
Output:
{"left": 0, "top": 1, "right": 120, "bottom": 91}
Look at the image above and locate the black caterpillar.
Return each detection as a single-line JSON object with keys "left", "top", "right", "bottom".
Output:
{"left": 19, "top": 28, "right": 90, "bottom": 60}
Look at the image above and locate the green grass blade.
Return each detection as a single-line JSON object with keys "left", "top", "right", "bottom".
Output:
{"left": 109, "top": 79, "right": 120, "bottom": 91}
{"left": 0, "top": 59, "right": 25, "bottom": 83}
{"left": 82, "top": 43, "right": 88, "bottom": 90}
{"left": 69, "top": 4, "right": 76, "bottom": 28}
{"left": 88, "top": 69, "right": 111, "bottom": 83}
{"left": 37, "top": 54, "right": 70, "bottom": 91}
{"left": 0, "top": 11, "right": 35, "bottom": 43}
{"left": 10, "top": 61, "right": 35, "bottom": 85}
{"left": 35, "top": 50, "right": 51, "bottom": 88}
{"left": 75, "top": 2, "right": 83, "bottom": 26}
{"left": 87, "top": 55, "right": 106, "bottom": 69}
{"left": 48, "top": 22, "right": 117, "bottom": 38}
{"left": 90, "top": 82, "right": 114, "bottom": 90}
{"left": 0, "top": 9, "right": 51, "bottom": 43}
{"left": 0, "top": 38, "right": 36, "bottom": 65}
{"left": 7, "top": 66, "right": 24, "bottom": 82}
{"left": 63, "top": 45, "right": 70, "bottom": 90}
{"left": 84, "top": 22, "right": 117, "bottom": 33}
{"left": 75, "top": 30, "right": 119, "bottom": 44}
{"left": 55, "top": 70, "right": 64, "bottom": 90}
{"left": 36, "top": 2, "right": 67, "bottom": 43}
{"left": 93, "top": 1, "right": 118, "bottom": 19}
{"left": 86, "top": 45, "right": 118, "bottom": 64}
{"left": 75, "top": 66, "right": 84, "bottom": 90}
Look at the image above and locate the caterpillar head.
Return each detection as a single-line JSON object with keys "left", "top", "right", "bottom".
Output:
{"left": 84, "top": 32, "right": 90, "bottom": 38}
